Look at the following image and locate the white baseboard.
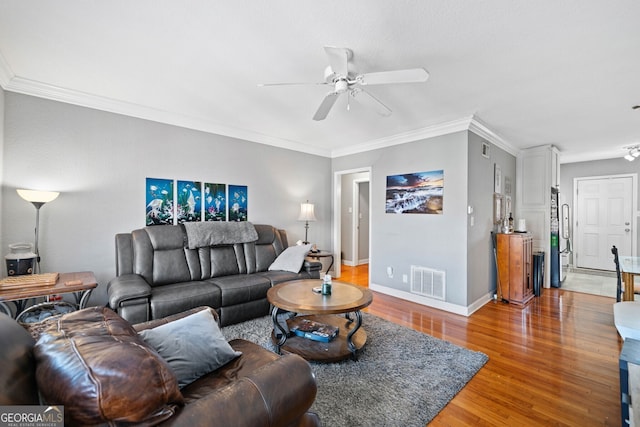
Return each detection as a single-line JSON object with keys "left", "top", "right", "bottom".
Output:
{"left": 341, "top": 259, "right": 369, "bottom": 267}
{"left": 369, "top": 283, "right": 492, "bottom": 317}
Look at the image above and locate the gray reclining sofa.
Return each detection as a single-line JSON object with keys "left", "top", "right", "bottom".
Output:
{"left": 108, "top": 222, "right": 321, "bottom": 326}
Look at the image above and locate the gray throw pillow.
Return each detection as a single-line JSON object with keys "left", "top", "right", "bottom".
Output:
{"left": 268, "top": 244, "right": 312, "bottom": 273}
{"left": 138, "top": 309, "right": 241, "bottom": 388}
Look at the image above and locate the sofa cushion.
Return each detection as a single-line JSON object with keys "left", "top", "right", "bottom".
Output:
{"left": 269, "top": 244, "right": 311, "bottom": 273}
{"left": 33, "top": 307, "right": 183, "bottom": 426}
{"left": 210, "top": 275, "right": 272, "bottom": 306}
{"left": 150, "top": 280, "right": 221, "bottom": 319}
{"left": 139, "top": 308, "right": 241, "bottom": 388}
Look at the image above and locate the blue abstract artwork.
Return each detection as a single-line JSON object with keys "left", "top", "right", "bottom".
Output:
{"left": 146, "top": 178, "right": 174, "bottom": 225}
{"left": 228, "top": 184, "right": 248, "bottom": 222}
{"left": 177, "top": 180, "right": 202, "bottom": 223}
{"left": 204, "top": 183, "right": 226, "bottom": 221}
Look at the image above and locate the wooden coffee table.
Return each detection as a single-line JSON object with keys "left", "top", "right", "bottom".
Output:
{"left": 267, "top": 279, "right": 373, "bottom": 362}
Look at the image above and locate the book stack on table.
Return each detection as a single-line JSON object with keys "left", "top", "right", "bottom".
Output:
{"left": 291, "top": 319, "right": 339, "bottom": 343}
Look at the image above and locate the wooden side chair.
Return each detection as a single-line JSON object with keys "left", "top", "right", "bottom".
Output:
{"left": 613, "top": 245, "right": 640, "bottom": 302}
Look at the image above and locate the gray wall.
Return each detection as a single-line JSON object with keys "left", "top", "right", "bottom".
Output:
{"left": 333, "top": 131, "right": 470, "bottom": 307}
{"left": 1, "top": 89, "right": 517, "bottom": 314}
{"left": 467, "top": 132, "right": 516, "bottom": 304}
{"left": 1, "top": 92, "right": 331, "bottom": 305}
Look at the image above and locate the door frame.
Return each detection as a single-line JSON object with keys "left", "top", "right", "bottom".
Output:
{"left": 352, "top": 178, "right": 370, "bottom": 266}
{"left": 572, "top": 173, "right": 638, "bottom": 266}
{"left": 332, "top": 167, "right": 372, "bottom": 279}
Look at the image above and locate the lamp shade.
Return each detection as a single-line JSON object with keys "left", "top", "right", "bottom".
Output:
{"left": 298, "top": 202, "right": 317, "bottom": 222}
{"left": 17, "top": 189, "right": 60, "bottom": 203}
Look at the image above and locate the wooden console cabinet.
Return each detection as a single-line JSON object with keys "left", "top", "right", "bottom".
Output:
{"left": 496, "top": 233, "right": 534, "bottom": 306}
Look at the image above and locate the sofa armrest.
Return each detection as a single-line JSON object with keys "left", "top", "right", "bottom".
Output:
{"left": 159, "top": 354, "right": 318, "bottom": 427}
{"left": 107, "top": 274, "right": 152, "bottom": 309}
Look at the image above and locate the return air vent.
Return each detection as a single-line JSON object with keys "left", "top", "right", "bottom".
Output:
{"left": 411, "top": 266, "right": 445, "bottom": 300}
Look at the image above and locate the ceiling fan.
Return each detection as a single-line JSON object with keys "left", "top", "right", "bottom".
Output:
{"left": 259, "top": 46, "right": 429, "bottom": 121}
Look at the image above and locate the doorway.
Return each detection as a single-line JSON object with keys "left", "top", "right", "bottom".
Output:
{"left": 573, "top": 174, "right": 636, "bottom": 271}
{"left": 353, "top": 180, "right": 370, "bottom": 266}
{"left": 332, "top": 168, "right": 371, "bottom": 281}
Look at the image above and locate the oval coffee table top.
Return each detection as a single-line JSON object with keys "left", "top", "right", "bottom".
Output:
{"left": 267, "top": 279, "right": 373, "bottom": 314}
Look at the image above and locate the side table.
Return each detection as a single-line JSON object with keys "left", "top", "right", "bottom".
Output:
{"left": 306, "top": 250, "right": 334, "bottom": 274}
{"left": 0, "top": 271, "right": 98, "bottom": 318}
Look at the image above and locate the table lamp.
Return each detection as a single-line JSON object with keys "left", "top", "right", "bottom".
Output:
{"left": 298, "top": 200, "right": 316, "bottom": 245}
{"left": 16, "top": 189, "right": 60, "bottom": 274}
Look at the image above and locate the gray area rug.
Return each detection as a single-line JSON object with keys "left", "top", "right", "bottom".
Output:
{"left": 222, "top": 313, "right": 488, "bottom": 427}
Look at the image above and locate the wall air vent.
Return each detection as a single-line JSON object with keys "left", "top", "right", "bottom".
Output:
{"left": 410, "top": 265, "right": 445, "bottom": 300}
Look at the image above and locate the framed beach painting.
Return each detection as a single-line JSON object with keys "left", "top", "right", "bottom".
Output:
{"left": 204, "top": 183, "right": 227, "bottom": 221}
{"left": 385, "top": 170, "right": 444, "bottom": 214}
{"left": 176, "top": 180, "right": 202, "bottom": 223}
{"left": 228, "top": 185, "right": 248, "bottom": 222}
{"left": 146, "top": 178, "right": 174, "bottom": 225}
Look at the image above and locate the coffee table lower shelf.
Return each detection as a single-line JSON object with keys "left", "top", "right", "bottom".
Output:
{"left": 271, "top": 314, "right": 367, "bottom": 363}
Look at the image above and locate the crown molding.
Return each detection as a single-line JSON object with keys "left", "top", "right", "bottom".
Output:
{"left": 468, "top": 117, "right": 520, "bottom": 157}
{"left": 330, "top": 115, "right": 521, "bottom": 158}
{"left": 0, "top": 73, "right": 331, "bottom": 157}
{"left": 1, "top": 66, "right": 520, "bottom": 159}
{"left": 330, "top": 116, "right": 475, "bottom": 158}
{"left": 559, "top": 149, "right": 621, "bottom": 164}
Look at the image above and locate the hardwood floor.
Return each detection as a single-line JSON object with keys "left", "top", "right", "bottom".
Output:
{"left": 341, "top": 264, "right": 622, "bottom": 426}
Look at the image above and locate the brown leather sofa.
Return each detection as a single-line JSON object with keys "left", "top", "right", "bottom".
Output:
{"left": 0, "top": 306, "right": 320, "bottom": 427}
{"left": 108, "top": 223, "right": 322, "bottom": 326}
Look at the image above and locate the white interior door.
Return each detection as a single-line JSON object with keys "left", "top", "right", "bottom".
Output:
{"left": 575, "top": 175, "right": 633, "bottom": 270}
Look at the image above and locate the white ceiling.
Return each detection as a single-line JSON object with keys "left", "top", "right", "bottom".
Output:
{"left": 1, "top": 1, "right": 639, "bottom": 163}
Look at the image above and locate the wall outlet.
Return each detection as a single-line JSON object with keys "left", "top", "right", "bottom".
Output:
{"left": 386, "top": 266, "right": 393, "bottom": 278}
{"left": 402, "top": 274, "right": 408, "bottom": 283}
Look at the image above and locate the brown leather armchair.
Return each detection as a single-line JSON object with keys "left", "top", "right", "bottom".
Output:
{"left": 0, "top": 306, "right": 320, "bottom": 427}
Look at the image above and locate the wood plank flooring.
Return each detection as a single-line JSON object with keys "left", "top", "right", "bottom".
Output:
{"left": 341, "top": 264, "right": 621, "bottom": 426}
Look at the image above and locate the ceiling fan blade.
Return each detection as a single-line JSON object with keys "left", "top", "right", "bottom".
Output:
{"left": 313, "top": 92, "right": 341, "bottom": 121}
{"left": 350, "top": 88, "right": 392, "bottom": 117}
{"left": 356, "top": 68, "right": 429, "bottom": 86}
{"left": 324, "top": 46, "right": 351, "bottom": 77}
{"left": 258, "top": 82, "right": 327, "bottom": 87}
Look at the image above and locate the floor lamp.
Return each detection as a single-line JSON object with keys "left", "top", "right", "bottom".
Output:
{"left": 298, "top": 200, "right": 316, "bottom": 245}
{"left": 17, "top": 189, "right": 60, "bottom": 274}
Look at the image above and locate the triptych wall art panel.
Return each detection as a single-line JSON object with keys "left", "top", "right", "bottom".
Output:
{"left": 228, "top": 185, "right": 248, "bottom": 222}
{"left": 177, "top": 180, "right": 202, "bottom": 223}
{"left": 204, "top": 183, "right": 227, "bottom": 222}
{"left": 146, "top": 178, "right": 247, "bottom": 226}
{"left": 385, "top": 170, "right": 444, "bottom": 214}
{"left": 146, "top": 178, "right": 174, "bottom": 225}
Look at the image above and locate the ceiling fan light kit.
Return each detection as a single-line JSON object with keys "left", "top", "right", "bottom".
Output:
{"left": 260, "top": 46, "right": 429, "bottom": 121}
{"left": 623, "top": 144, "right": 640, "bottom": 161}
